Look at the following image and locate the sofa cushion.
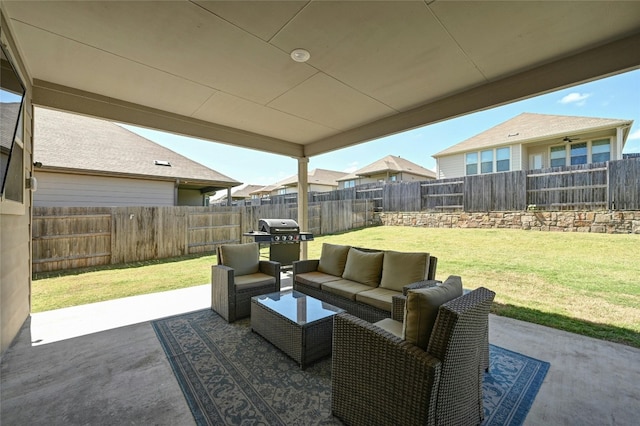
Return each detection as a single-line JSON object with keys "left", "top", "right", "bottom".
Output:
{"left": 379, "top": 251, "right": 430, "bottom": 292}
{"left": 219, "top": 243, "right": 259, "bottom": 276}
{"left": 355, "top": 287, "right": 399, "bottom": 312}
{"left": 342, "top": 248, "right": 384, "bottom": 287}
{"left": 295, "top": 271, "right": 341, "bottom": 289}
{"left": 322, "top": 279, "right": 372, "bottom": 301}
{"left": 402, "top": 275, "right": 463, "bottom": 350}
{"left": 317, "top": 243, "right": 351, "bottom": 277}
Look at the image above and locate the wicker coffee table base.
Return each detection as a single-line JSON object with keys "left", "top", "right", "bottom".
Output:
{"left": 251, "top": 296, "right": 337, "bottom": 369}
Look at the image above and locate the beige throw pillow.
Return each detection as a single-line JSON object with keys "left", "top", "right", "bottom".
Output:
{"left": 219, "top": 243, "right": 260, "bottom": 276}
{"left": 317, "top": 243, "right": 351, "bottom": 276}
{"left": 402, "top": 275, "right": 463, "bottom": 350}
{"left": 342, "top": 248, "right": 384, "bottom": 287}
{"left": 379, "top": 251, "right": 430, "bottom": 292}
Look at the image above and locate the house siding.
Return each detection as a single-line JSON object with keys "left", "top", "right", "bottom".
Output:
{"left": 437, "top": 154, "right": 465, "bottom": 179}
{"left": 0, "top": 16, "right": 32, "bottom": 354}
{"left": 34, "top": 172, "right": 174, "bottom": 207}
{"left": 437, "top": 127, "right": 627, "bottom": 178}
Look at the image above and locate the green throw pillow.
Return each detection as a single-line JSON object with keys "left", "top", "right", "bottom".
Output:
{"left": 317, "top": 243, "right": 351, "bottom": 276}
{"left": 379, "top": 251, "right": 430, "bottom": 292}
{"left": 342, "top": 248, "right": 384, "bottom": 287}
{"left": 402, "top": 275, "right": 463, "bottom": 350}
{"left": 219, "top": 243, "right": 260, "bottom": 276}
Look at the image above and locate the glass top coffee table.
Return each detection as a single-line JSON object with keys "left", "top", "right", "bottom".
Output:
{"left": 251, "top": 290, "right": 344, "bottom": 369}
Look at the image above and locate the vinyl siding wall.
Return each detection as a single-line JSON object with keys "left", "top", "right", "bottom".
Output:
{"left": 436, "top": 153, "right": 465, "bottom": 179}
{"left": 34, "top": 172, "right": 174, "bottom": 207}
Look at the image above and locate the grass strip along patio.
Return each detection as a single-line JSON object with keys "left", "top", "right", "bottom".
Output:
{"left": 33, "top": 227, "right": 640, "bottom": 348}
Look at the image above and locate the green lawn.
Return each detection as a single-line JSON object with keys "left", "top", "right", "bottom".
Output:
{"left": 32, "top": 226, "right": 640, "bottom": 348}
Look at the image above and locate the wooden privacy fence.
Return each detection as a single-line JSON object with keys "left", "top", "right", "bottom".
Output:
{"left": 32, "top": 200, "right": 375, "bottom": 273}
{"left": 232, "top": 158, "right": 639, "bottom": 213}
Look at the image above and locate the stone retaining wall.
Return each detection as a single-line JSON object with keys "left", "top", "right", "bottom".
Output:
{"left": 379, "top": 211, "right": 640, "bottom": 234}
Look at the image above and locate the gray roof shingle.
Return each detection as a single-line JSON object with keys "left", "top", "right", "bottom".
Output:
{"left": 34, "top": 108, "right": 240, "bottom": 187}
{"left": 338, "top": 155, "right": 436, "bottom": 180}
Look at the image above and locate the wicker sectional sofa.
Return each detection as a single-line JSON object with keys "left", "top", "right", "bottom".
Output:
{"left": 292, "top": 243, "right": 438, "bottom": 323}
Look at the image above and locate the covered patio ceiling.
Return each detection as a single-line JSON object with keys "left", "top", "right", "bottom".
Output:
{"left": 3, "top": 1, "right": 640, "bottom": 160}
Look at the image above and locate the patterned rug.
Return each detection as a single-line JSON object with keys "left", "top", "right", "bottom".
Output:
{"left": 152, "top": 309, "right": 549, "bottom": 426}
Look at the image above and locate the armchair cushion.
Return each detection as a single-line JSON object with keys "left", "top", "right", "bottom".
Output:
{"left": 234, "top": 273, "right": 277, "bottom": 289}
{"left": 317, "top": 243, "right": 351, "bottom": 276}
{"left": 373, "top": 318, "right": 403, "bottom": 338}
{"left": 402, "top": 275, "right": 463, "bottom": 350}
{"left": 379, "top": 251, "right": 430, "bottom": 292}
{"left": 219, "top": 243, "right": 259, "bottom": 276}
{"left": 342, "top": 247, "right": 384, "bottom": 287}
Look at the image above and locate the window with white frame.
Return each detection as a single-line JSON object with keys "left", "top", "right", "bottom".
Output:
{"left": 481, "top": 150, "right": 493, "bottom": 173}
{"left": 570, "top": 142, "right": 587, "bottom": 165}
{"left": 496, "top": 147, "right": 510, "bottom": 172}
{"left": 550, "top": 146, "right": 566, "bottom": 167}
{"left": 465, "top": 152, "right": 478, "bottom": 175}
{"left": 465, "top": 147, "right": 511, "bottom": 175}
{"left": 343, "top": 180, "right": 355, "bottom": 188}
{"left": 549, "top": 138, "right": 611, "bottom": 168}
{"left": 591, "top": 139, "right": 610, "bottom": 163}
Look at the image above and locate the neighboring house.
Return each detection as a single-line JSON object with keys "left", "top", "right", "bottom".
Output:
{"left": 337, "top": 155, "right": 436, "bottom": 189}
{"left": 433, "top": 113, "right": 634, "bottom": 179}
{"left": 33, "top": 108, "right": 240, "bottom": 207}
{"left": 211, "top": 184, "right": 264, "bottom": 205}
{"left": 251, "top": 169, "right": 348, "bottom": 197}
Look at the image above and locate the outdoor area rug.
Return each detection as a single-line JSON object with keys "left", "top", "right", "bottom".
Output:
{"left": 152, "top": 309, "right": 549, "bottom": 426}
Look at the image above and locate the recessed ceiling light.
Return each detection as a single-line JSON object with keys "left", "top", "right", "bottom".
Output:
{"left": 290, "top": 48, "right": 310, "bottom": 63}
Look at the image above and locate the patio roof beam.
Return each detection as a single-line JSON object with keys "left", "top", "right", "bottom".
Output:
{"left": 32, "top": 80, "right": 304, "bottom": 159}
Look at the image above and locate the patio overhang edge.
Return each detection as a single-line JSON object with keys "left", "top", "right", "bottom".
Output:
{"left": 304, "top": 32, "right": 640, "bottom": 158}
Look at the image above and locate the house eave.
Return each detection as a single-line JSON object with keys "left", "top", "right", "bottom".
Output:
{"left": 34, "top": 166, "right": 240, "bottom": 189}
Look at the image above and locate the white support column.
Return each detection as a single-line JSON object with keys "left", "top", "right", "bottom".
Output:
{"left": 297, "top": 157, "right": 309, "bottom": 260}
{"left": 616, "top": 127, "right": 624, "bottom": 160}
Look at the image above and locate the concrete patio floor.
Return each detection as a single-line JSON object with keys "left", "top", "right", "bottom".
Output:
{"left": 1, "top": 275, "right": 639, "bottom": 425}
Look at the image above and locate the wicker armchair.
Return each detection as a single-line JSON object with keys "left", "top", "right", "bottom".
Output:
{"left": 211, "top": 242, "right": 280, "bottom": 323}
{"left": 331, "top": 287, "right": 495, "bottom": 426}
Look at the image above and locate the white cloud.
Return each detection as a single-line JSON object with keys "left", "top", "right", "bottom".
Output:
{"left": 343, "top": 161, "right": 359, "bottom": 174}
{"left": 559, "top": 92, "right": 592, "bottom": 106}
{"left": 628, "top": 129, "right": 640, "bottom": 140}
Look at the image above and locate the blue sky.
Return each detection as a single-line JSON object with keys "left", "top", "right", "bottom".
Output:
{"left": 123, "top": 68, "right": 640, "bottom": 186}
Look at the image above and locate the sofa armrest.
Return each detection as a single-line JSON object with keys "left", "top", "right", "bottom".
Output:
{"left": 259, "top": 260, "right": 281, "bottom": 290}
{"left": 393, "top": 280, "right": 441, "bottom": 320}
{"left": 391, "top": 294, "right": 406, "bottom": 322}
{"left": 427, "top": 255, "right": 438, "bottom": 280}
{"left": 211, "top": 264, "right": 235, "bottom": 321}
{"left": 292, "top": 259, "right": 319, "bottom": 276}
{"left": 402, "top": 279, "right": 441, "bottom": 296}
{"left": 332, "top": 312, "right": 441, "bottom": 426}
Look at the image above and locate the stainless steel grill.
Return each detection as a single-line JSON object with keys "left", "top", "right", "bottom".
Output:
{"left": 244, "top": 218, "right": 313, "bottom": 266}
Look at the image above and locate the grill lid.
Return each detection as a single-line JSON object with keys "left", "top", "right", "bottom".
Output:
{"left": 258, "top": 218, "right": 299, "bottom": 234}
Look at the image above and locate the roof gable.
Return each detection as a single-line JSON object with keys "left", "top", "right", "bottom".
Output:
{"left": 277, "top": 168, "right": 349, "bottom": 188}
{"left": 339, "top": 155, "right": 436, "bottom": 180}
{"left": 433, "top": 113, "right": 633, "bottom": 157}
